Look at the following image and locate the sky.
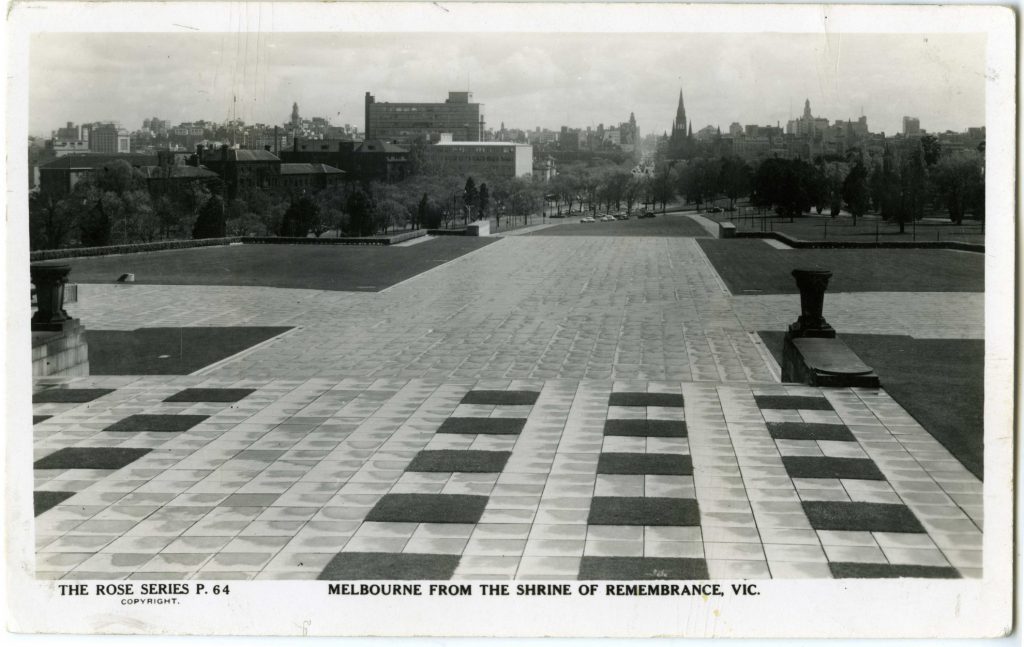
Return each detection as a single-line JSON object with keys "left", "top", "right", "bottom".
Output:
{"left": 29, "top": 32, "right": 986, "bottom": 138}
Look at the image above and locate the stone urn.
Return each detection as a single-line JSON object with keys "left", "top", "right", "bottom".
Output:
{"left": 787, "top": 268, "right": 835, "bottom": 338}
{"left": 30, "top": 263, "right": 72, "bottom": 331}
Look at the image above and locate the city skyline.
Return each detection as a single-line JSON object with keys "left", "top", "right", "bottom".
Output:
{"left": 30, "top": 32, "right": 985, "bottom": 139}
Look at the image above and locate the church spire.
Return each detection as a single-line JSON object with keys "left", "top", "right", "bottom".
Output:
{"left": 673, "top": 89, "right": 687, "bottom": 134}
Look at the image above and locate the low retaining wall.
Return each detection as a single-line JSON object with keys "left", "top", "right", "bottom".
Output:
{"left": 427, "top": 228, "right": 468, "bottom": 236}
{"left": 29, "top": 230, "right": 429, "bottom": 260}
{"left": 32, "top": 320, "right": 89, "bottom": 378}
{"left": 735, "top": 230, "right": 984, "bottom": 253}
{"left": 30, "top": 237, "right": 243, "bottom": 261}
{"left": 245, "top": 230, "right": 426, "bottom": 246}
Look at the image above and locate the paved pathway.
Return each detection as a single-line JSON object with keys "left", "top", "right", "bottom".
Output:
{"left": 34, "top": 234, "right": 984, "bottom": 581}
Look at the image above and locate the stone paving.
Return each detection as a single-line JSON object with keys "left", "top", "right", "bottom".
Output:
{"left": 34, "top": 235, "right": 985, "bottom": 580}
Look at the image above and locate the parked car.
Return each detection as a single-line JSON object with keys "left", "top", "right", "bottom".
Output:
{"left": 600, "top": 215, "right": 616, "bottom": 222}
{"left": 707, "top": 207, "right": 724, "bottom": 213}
{"left": 581, "top": 216, "right": 595, "bottom": 223}
{"left": 616, "top": 214, "right": 630, "bottom": 220}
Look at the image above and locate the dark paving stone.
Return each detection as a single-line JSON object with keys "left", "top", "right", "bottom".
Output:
{"left": 782, "top": 456, "right": 885, "bottom": 480}
{"left": 366, "top": 493, "right": 489, "bottom": 524}
{"left": 802, "top": 501, "right": 925, "bottom": 533}
{"left": 34, "top": 447, "right": 151, "bottom": 470}
{"left": 829, "top": 562, "right": 961, "bottom": 579}
{"left": 608, "top": 392, "right": 685, "bottom": 408}
{"left": 579, "top": 556, "right": 709, "bottom": 580}
{"left": 86, "top": 326, "right": 292, "bottom": 375}
{"left": 754, "top": 395, "right": 834, "bottom": 411}
{"left": 33, "top": 415, "right": 52, "bottom": 425}
{"left": 34, "top": 491, "right": 76, "bottom": 516}
{"left": 164, "top": 388, "right": 256, "bottom": 403}
{"left": 104, "top": 414, "right": 208, "bottom": 432}
{"left": 597, "top": 453, "right": 693, "bottom": 476}
{"left": 32, "top": 388, "right": 114, "bottom": 404}
{"left": 767, "top": 422, "right": 855, "bottom": 441}
{"left": 318, "top": 552, "right": 460, "bottom": 580}
{"left": 603, "top": 419, "right": 687, "bottom": 438}
{"left": 220, "top": 493, "right": 280, "bottom": 507}
{"left": 460, "top": 390, "right": 539, "bottom": 406}
{"left": 436, "top": 417, "right": 526, "bottom": 435}
{"left": 407, "top": 450, "right": 511, "bottom": 473}
{"left": 588, "top": 497, "right": 700, "bottom": 526}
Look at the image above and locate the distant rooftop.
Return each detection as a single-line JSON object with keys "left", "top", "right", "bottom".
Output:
{"left": 279, "top": 163, "right": 344, "bottom": 175}
{"left": 137, "top": 165, "right": 220, "bottom": 179}
{"left": 431, "top": 140, "right": 530, "bottom": 147}
{"left": 354, "top": 140, "right": 409, "bottom": 154}
{"left": 39, "top": 154, "right": 157, "bottom": 170}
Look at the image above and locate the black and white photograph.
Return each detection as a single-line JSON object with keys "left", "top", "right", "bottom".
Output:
{"left": 4, "top": 1, "right": 1015, "bottom": 638}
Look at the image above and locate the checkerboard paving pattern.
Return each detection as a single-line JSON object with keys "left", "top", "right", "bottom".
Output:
{"left": 32, "top": 378, "right": 982, "bottom": 580}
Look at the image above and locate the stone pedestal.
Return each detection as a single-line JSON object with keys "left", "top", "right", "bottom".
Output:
{"left": 32, "top": 319, "right": 89, "bottom": 377}
{"left": 787, "top": 269, "right": 835, "bottom": 339}
{"left": 466, "top": 220, "right": 491, "bottom": 237}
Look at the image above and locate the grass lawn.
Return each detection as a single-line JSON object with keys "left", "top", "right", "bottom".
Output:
{"left": 699, "top": 239, "right": 984, "bottom": 294}
{"left": 87, "top": 326, "right": 292, "bottom": 374}
{"left": 62, "top": 237, "right": 495, "bottom": 292}
{"left": 529, "top": 213, "right": 710, "bottom": 237}
{"left": 703, "top": 212, "right": 985, "bottom": 245}
{"left": 759, "top": 331, "right": 983, "bottom": 479}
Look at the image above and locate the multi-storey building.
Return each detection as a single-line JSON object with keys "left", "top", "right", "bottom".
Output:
{"left": 281, "top": 138, "right": 410, "bottom": 183}
{"left": 89, "top": 123, "right": 131, "bottom": 153}
{"left": 195, "top": 145, "right": 344, "bottom": 198}
{"left": 424, "top": 134, "right": 533, "bottom": 179}
{"left": 365, "top": 91, "right": 484, "bottom": 144}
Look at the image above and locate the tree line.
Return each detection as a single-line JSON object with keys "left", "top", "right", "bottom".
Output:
{"left": 28, "top": 135, "right": 985, "bottom": 251}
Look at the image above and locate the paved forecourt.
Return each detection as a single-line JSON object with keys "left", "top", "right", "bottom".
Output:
{"left": 32, "top": 234, "right": 983, "bottom": 581}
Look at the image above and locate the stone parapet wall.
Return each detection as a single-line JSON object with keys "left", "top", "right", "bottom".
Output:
{"left": 32, "top": 319, "right": 89, "bottom": 378}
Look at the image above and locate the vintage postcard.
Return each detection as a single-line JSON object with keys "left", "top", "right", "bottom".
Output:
{"left": 4, "top": 1, "right": 1015, "bottom": 638}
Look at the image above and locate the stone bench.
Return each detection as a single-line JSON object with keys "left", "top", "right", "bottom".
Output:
{"left": 782, "top": 336, "right": 879, "bottom": 388}
{"left": 718, "top": 222, "right": 737, "bottom": 238}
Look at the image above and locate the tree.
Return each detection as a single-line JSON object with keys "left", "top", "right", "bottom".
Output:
{"left": 931, "top": 151, "right": 984, "bottom": 224}
{"left": 878, "top": 146, "right": 901, "bottom": 224}
{"left": 718, "top": 157, "right": 751, "bottom": 208}
{"left": 751, "top": 158, "right": 815, "bottom": 218}
{"left": 72, "top": 160, "right": 155, "bottom": 246}
{"left": 478, "top": 183, "right": 490, "bottom": 221}
{"left": 346, "top": 187, "right": 375, "bottom": 236}
{"left": 417, "top": 193, "right": 429, "bottom": 230}
{"left": 920, "top": 135, "right": 942, "bottom": 166}
{"left": 651, "top": 167, "right": 675, "bottom": 213}
{"left": 192, "top": 194, "right": 227, "bottom": 239}
{"left": 897, "top": 142, "right": 927, "bottom": 232}
{"left": 824, "top": 162, "right": 849, "bottom": 218}
{"left": 463, "top": 177, "right": 478, "bottom": 222}
{"left": 624, "top": 175, "right": 644, "bottom": 216}
{"left": 279, "top": 195, "right": 320, "bottom": 237}
{"left": 841, "top": 161, "right": 870, "bottom": 225}
{"left": 29, "top": 193, "right": 76, "bottom": 250}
